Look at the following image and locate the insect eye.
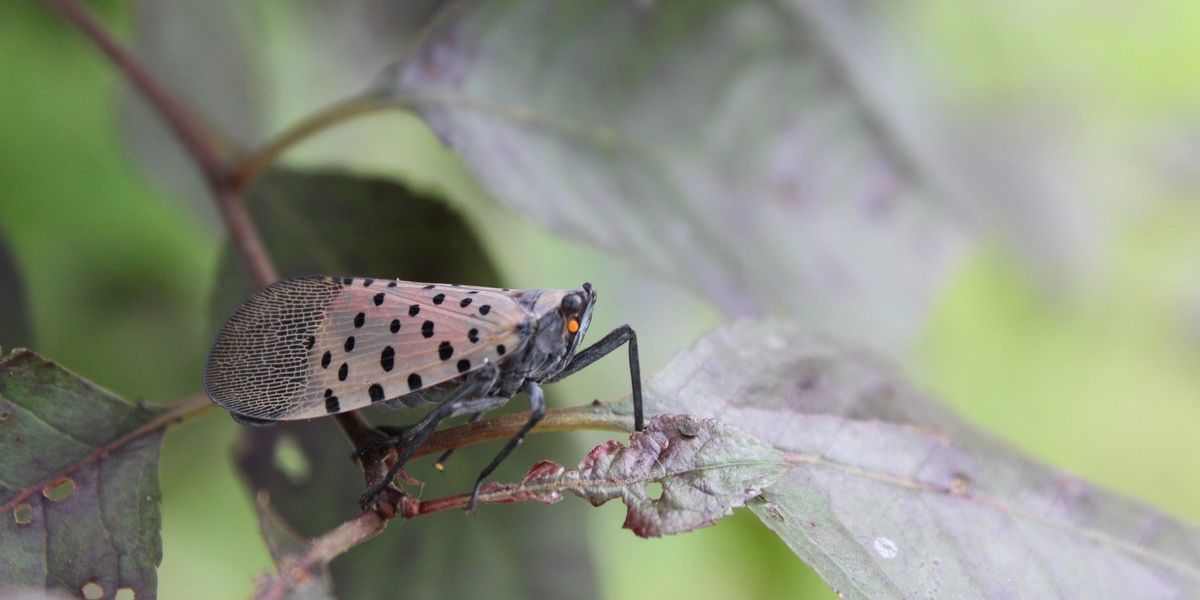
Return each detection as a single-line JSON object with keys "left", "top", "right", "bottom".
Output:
{"left": 561, "top": 294, "right": 583, "bottom": 313}
{"left": 567, "top": 319, "right": 580, "bottom": 334}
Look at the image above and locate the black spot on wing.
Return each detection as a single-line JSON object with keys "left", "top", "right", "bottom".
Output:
{"left": 409, "top": 304, "right": 420, "bottom": 317}
{"left": 344, "top": 336, "right": 355, "bottom": 352}
{"left": 381, "top": 346, "right": 395, "bottom": 372}
{"left": 373, "top": 292, "right": 385, "bottom": 306}
{"left": 422, "top": 320, "right": 434, "bottom": 338}
{"left": 432, "top": 293, "right": 445, "bottom": 305}
{"left": 438, "top": 341, "right": 454, "bottom": 361}
{"left": 457, "top": 359, "right": 470, "bottom": 373}
{"left": 459, "top": 297, "right": 473, "bottom": 308}
{"left": 369, "top": 383, "right": 385, "bottom": 403}
{"left": 354, "top": 312, "right": 365, "bottom": 328}
{"left": 390, "top": 319, "right": 401, "bottom": 333}
{"left": 408, "top": 373, "right": 422, "bottom": 391}
{"left": 479, "top": 305, "right": 491, "bottom": 315}
{"left": 338, "top": 362, "right": 349, "bottom": 381}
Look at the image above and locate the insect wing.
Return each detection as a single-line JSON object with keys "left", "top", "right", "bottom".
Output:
{"left": 204, "top": 276, "right": 527, "bottom": 421}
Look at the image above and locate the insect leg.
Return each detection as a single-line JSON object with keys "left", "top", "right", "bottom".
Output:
{"left": 467, "top": 380, "right": 547, "bottom": 512}
{"left": 359, "top": 362, "right": 499, "bottom": 510}
{"left": 433, "top": 411, "right": 489, "bottom": 472}
{"left": 548, "top": 324, "right": 643, "bottom": 431}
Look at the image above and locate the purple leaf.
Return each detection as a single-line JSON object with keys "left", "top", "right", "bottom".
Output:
{"left": 637, "top": 320, "right": 1200, "bottom": 598}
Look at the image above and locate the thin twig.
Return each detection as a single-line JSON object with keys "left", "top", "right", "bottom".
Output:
{"left": 411, "top": 402, "right": 634, "bottom": 460}
{"left": 44, "top": 0, "right": 278, "bottom": 287}
{"left": 255, "top": 511, "right": 387, "bottom": 600}
{"left": 0, "top": 394, "right": 214, "bottom": 514}
{"left": 230, "top": 96, "right": 395, "bottom": 192}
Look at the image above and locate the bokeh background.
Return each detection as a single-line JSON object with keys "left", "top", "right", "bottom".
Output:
{"left": 2, "top": 1, "right": 1199, "bottom": 598}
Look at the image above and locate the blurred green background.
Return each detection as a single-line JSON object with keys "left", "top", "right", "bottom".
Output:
{"left": 2, "top": 1, "right": 1199, "bottom": 598}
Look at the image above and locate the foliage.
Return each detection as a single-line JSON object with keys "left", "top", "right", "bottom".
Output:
{"left": 2, "top": 0, "right": 1198, "bottom": 599}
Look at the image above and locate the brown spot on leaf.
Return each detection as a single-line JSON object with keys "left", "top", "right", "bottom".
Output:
{"left": 42, "top": 477, "right": 75, "bottom": 502}
{"left": 81, "top": 581, "right": 104, "bottom": 600}
{"left": 950, "top": 474, "right": 970, "bottom": 496}
{"left": 677, "top": 419, "right": 700, "bottom": 438}
{"left": 13, "top": 503, "right": 32, "bottom": 524}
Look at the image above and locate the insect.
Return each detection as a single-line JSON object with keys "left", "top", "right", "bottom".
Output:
{"left": 203, "top": 275, "right": 644, "bottom": 510}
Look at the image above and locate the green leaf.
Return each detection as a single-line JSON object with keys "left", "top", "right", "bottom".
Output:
{"left": 220, "top": 169, "right": 598, "bottom": 599}
{"left": 379, "top": 0, "right": 971, "bottom": 349}
{"left": 640, "top": 320, "right": 1200, "bottom": 598}
{"left": 568, "top": 415, "right": 787, "bottom": 537}
{"left": 0, "top": 349, "right": 165, "bottom": 599}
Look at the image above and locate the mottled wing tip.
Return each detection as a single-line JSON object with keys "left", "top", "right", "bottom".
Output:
{"left": 203, "top": 276, "right": 342, "bottom": 421}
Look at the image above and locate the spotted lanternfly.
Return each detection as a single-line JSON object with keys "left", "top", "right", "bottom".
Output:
{"left": 204, "top": 275, "right": 643, "bottom": 509}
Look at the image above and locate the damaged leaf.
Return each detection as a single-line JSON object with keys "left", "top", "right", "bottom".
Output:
{"left": 634, "top": 320, "right": 1200, "bottom": 599}
{"left": 571, "top": 415, "right": 786, "bottom": 537}
{"left": 474, "top": 415, "right": 787, "bottom": 537}
{"left": 0, "top": 350, "right": 165, "bottom": 598}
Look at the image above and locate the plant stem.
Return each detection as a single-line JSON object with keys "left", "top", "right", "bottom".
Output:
{"left": 411, "top": 402, "right": 634, "bottom": 459}
{"left": 255, "top": 511, "right": 387, "bottom": 600}
{"left": 230, "top": 96, "right": 397, "bottom": 192}
{"left": 44, "top": 0, "right": 278, "bottom": 287}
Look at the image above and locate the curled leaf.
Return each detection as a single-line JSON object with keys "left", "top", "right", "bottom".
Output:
{"left": 571, "top": 415, "right": 787, "bottom": 537}
{"left": 477, "top": 415, "right": 788, "bottom": 537}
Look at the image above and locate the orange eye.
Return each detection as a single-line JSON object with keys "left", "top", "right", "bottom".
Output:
{"left": 567, "top": 319, "right": 580, "bottom": 333}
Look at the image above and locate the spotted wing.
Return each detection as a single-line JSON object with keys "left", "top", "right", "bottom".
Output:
{"left": 204, "top": 276, "right": 528, "bottom": 421}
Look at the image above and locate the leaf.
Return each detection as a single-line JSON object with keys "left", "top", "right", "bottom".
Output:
{"left": 637, "top": 320, "right": 1200, "bottom": 599}
{"left": 0, "top": 234, "right": 32, "bottom": 349}
{"left": 0, "top": 349, "right": 166, "bottom": 599}
{"left": 221, "top": 169, "right": 599, "bottom": 599}
{"left": 378, "top": 0, "right": 972, "bottom": 349}
{"left": 552, "top": 414, "right": 787, "bottom": 537}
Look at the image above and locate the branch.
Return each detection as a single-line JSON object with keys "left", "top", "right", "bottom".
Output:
{"left": 230, "top": 96, "right": 395, "bottom": 192}
{"left": 44, "top": 0, "right": 278, "bottom": 287}
{"left": 0, "top": 394, "right": 214, "bottom": 514}
{"left": 411, "top": 401, "right": 634, "bottom": 459}
{"left": 255, "top": 511, "right": 387, "bottom": 600}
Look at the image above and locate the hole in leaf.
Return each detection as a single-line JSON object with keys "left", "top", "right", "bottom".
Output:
{"left": 115, "top": 587, "right": 136, "bottom": 600}
{"left": 273, "top": 434, "right": 310, "bottom": 484}
{"left": 646, "top": 481, "right": 665, "bottom": 501}
{"left": 13, "top": 503, "right": 33, "bottom": 525}
{"left": 42, "top": 478, "right": 75, "bottom": 502}
{"left": 81, "top": 581, "right": 104, "bottom": 600}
